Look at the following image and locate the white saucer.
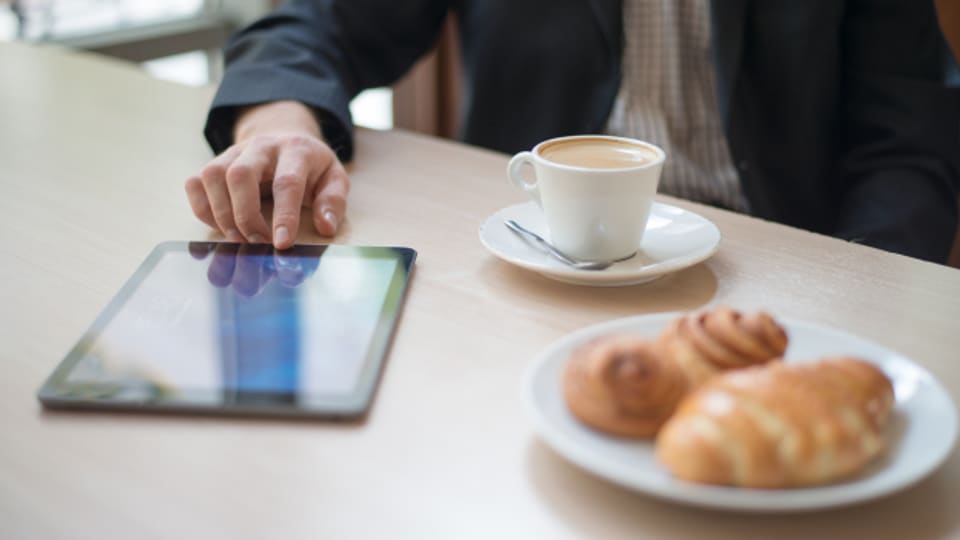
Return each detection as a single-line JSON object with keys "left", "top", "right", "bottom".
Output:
{"left": 479, "top": 201, "right": 721, "bottom": 286}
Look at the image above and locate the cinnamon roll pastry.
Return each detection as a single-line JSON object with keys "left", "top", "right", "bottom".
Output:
{"left": 655, "top": 356, "right": 895, "bottom": 488}
{"left": 563, "top": 335, "right": 689, "bottom": 437}
{"left": 658, "top": 307, "right": 788, "bottom": 386}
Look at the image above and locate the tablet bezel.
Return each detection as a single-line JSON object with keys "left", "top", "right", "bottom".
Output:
{"left": 37, "top": 241, "right": 417, "bottom": 420}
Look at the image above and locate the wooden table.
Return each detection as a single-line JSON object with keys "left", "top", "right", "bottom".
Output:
{"left": 2, "top": 41, "right": 960, "bottom": 539}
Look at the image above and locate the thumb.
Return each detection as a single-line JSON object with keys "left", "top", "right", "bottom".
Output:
{"left": 312, "top": 160, "right": 350, "bottom": 237}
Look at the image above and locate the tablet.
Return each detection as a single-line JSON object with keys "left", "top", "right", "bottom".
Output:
{"left": 37, "top": 242, "right": 416, "bottom": 419}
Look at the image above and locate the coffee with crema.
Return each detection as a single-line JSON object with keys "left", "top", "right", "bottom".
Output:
{"left": 539, "top": 137, "right": 659, "bottom": 169}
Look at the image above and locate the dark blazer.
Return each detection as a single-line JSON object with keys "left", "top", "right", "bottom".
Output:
{"left": 206, "top": 0, "right": 960, "bottom": 263}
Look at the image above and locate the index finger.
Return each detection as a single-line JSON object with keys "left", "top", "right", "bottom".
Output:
{"left": 271, "top": 144, "right": 314, "bottom": 249}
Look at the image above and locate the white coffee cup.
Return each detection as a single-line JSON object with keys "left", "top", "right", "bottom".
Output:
{"left": 507, "top": 135, "right": 665, "bottom": 261}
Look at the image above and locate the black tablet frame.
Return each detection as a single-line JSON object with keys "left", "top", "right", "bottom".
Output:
{"left": 36, "top": 241, "right": 417, "bottom": 420}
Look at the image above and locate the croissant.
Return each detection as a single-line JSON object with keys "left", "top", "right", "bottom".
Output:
{"left": 658, "top": 307, "right": 788, "bottom": 387}
{"left": 563, "top": 335, "right": 690, "bottom": 437}
{"left": 655, "top": 356, "right": 895, "bottom": 488}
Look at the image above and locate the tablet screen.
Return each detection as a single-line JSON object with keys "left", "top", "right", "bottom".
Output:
{"left": 38, "top": 242, "right": 416, "bottom": 418}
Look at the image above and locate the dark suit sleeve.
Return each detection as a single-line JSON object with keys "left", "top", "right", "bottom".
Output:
{"left": 835, "top": 0, "right": 960, "bottom": 263}
{"left": 203, "top": 0, "right": 450, "bottom": 161}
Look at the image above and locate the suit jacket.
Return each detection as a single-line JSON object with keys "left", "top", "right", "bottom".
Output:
{"left": 206, "top": 0, "right": 960, "bottom": 263}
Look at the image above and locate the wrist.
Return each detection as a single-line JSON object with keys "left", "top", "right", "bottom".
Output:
{"left": 233, "top": 100, "right": 323, "bottom": 143}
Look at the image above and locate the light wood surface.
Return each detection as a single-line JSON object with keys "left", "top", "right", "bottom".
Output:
{"left": 2, "top": 41, "right": 960, "bottom": 540}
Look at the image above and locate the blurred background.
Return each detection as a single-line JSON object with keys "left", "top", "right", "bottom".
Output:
{"left": 0, "top": 0, "right": 398, "bottom": 129}
{"left": 9, "top": 1, "right": 947, "bottom": 167}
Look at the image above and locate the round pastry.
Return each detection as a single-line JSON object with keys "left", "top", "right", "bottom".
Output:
{"left": 563, "top": 334, "right": 690, "bottom": 438}
{"left": 658, "top": 307, "right": 788, "bottom": 386}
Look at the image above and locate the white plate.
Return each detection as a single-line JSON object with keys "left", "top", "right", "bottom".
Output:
{"left": 479, "top": 202, "right": 720, "bottom": 286}
{"left": 523, "top": 313, "right": 959, "bottom": 512}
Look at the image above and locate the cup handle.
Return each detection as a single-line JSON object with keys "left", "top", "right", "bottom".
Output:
{"left": 507, "top": 151, "right": 541, "bottom": 207}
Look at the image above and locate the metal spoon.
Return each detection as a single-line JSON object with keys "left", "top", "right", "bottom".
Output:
{"left": 504, "top": 219, "right": 636, "bottom": 271}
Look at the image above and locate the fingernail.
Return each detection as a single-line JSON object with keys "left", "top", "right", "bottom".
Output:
{"left": 275, "top": 226, "right": 290, "bottom": 246}
{"left": 225, "top": 229, "right": 242, "bottom": 242}
{"left": 249, "top": 234, "right": 267, "bottom": 244}
{"left": 323, "top": 209, "right": 338, "bottom": 230}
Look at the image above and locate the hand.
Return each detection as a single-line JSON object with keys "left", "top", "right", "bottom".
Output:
{"left": 185, "top": 101, "right": 350, "bottom": 249}
{"left": 188, "top": 241, "right": 322, "bottom": 297}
